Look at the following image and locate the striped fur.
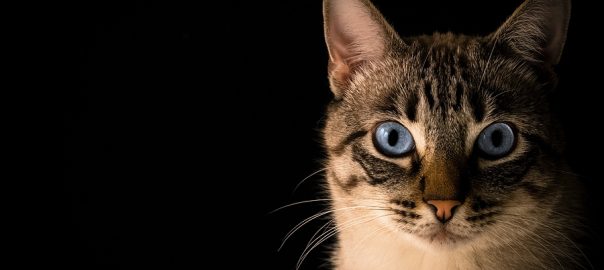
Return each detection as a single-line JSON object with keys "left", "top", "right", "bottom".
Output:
{"left": 320, "top": 0, "right": 588, "bottom": 269}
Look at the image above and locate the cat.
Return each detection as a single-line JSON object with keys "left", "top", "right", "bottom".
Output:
{"left": 319, "top": 0, "right": 590, "bottom": 269}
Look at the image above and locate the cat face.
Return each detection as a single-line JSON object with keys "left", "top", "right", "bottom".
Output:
{"left": 323, "top": 0, "right": 570, "bottom": 249}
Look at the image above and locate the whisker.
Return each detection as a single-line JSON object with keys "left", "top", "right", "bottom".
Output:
{"left": 268, "top": 198, "right": 333, "bottom": 215}
{"left": 270, "top": 196, "right": 394, "bottom": 215}
{"left": 477, "top": 36, "right": 498, "bottom": 93}
{"left": 488, "top": 88, "right": 513, "bottom": 101}
{"left": 303, "top": 213, "right": 378, "bottom": 252}
{"left": 552, "top": 169, "right": 586, "bottom": 178}
{"left": 499, "top": 213, "right": 593, "bottom": 269}
{"left": 279, "top": 205, "right": 388, "bottom": 251}
{"left": 298, "top": 214, "right": 377, "bottom": 269}
{"left": 484, "top": 228, "right": 537, "bottom": 267}
{"left": 495, "top": 218, "right": 568, "bottom": 269}
{"left": 422, "top": 43, "right": 434, "bottom": 68}
{"left": 499, "top": 209, "right": 587, "bottom": 234}
{"left": 491, "top": 223, "right": 546, "bottom": 268}
{"left": 267, "top": 195, "right": 388, "bottom": 215}
{"left": 296, "top": 213, "right": 395, "bottom": 270}
{"left": 292, "top": 168, "right": 327, "bottom": 195}
{"left": 306, "top": 219, "right": 336, "bottom": 253}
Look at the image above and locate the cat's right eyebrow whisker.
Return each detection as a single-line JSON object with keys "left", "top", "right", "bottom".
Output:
{"left": 477, "top": 37, "right": 498, "bottom": 95}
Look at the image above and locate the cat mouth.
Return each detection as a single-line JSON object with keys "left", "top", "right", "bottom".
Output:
{"left": 424, "top": 227, "right": 466, "bottom": 245}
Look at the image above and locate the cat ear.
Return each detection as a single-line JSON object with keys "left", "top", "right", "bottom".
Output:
{"left": 493, "top": 0, "right": 571, "bottom": 65}
{"left": 323, "top": 0, "right": 403, "bottom": 98}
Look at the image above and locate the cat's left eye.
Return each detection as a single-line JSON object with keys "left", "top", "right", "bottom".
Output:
{"left": 373, "top": 121, "right": 415, "bottom": 157}
{"left": 476, "top": 122, "right": 516, "bottom": 159}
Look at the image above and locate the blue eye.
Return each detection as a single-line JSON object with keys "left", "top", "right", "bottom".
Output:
{"left": 373, "top": 122, "right": 415, "bottom": 157}
{"left": 476, "top": 122, "right": 516, "bottom": 158}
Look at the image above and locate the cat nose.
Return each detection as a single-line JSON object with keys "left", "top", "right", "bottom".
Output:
{"left": 427, "top": 200, "right": 462, "bottom": 223}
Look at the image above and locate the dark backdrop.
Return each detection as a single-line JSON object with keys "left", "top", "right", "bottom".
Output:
{"left": 64, "top": 1, "right": 603, "bottom": 268}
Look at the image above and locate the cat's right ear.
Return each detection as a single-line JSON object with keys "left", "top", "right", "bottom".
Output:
{"left": 323, "top": 0, "right": 403, "bottom": 98}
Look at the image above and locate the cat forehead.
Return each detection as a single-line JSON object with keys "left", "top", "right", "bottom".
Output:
{"left": 333, "top": 38, "right": 547, "bottom": 145}
{"left": 405, "top": 34, "right": 484, "bottom": 64}
{"left": 344, "top": 36, "right": 539, "bottom": 112}
{"left": 346, "top": 36, "right": 485, "bottom": 94}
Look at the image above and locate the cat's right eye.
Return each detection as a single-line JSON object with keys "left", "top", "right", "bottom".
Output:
{"left": 373, "top": 122, "right": 415, "bottom": 157}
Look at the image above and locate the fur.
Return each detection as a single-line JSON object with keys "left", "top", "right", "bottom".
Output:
{"left": 318, "top": 0, "right": 589, "bottom": 269}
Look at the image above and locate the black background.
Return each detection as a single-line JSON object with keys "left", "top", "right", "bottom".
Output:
{"left": 64, "top": 1, "right": 603, "bottom": 268}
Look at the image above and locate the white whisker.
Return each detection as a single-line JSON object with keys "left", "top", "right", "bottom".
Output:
{"left": 477, "top": 37, "right": 498, "bottom": 93}
{"left": 485, "top": 227, "right": 534, "bottom": 267}
{"left": 292, "top": 168, "right": 327, "bottom": 194}
{"left": 495, "top": 218, "right": 567, "bottom": 269}
{"left": 500, "top": 213, "right": 593, "bottom": 269}
{"left": 269, "top": 198, "right": 333, "bottom": 215}
{"left": 296, "top": 213, "right": 395, "bottom": 270}
{"left": 279, "top": 205, "right": 388, "bottom": 251}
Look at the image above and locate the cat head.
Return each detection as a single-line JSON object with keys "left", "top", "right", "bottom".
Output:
{"left": 322, "top": 0, "right": 571, "bottom": 249}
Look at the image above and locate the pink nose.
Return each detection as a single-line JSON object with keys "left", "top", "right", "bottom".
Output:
{"left": 427, "top": 200, "right": 462, "bottom": 223}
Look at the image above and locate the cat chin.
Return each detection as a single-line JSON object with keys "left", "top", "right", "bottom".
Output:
{"left": 405, "top": 227, "right": 471, "bottom": 251}
{"left": 425, "top": 230, "right": 468, "bottom": 249}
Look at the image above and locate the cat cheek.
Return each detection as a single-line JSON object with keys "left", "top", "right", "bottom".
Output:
{"left": 327, "top": 156, "right": 369, "bottom": 193}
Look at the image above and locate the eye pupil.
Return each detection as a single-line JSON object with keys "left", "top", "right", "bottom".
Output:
{"left": 388, "top": 130, "right": 399, "bottom": 146}
{"left": 491, "top": 129, "right": 503, "bottom": 147}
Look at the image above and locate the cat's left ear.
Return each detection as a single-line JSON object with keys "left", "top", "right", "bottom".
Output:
{"left": 493, "top": 0, "right": 571, "bottom": 65}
